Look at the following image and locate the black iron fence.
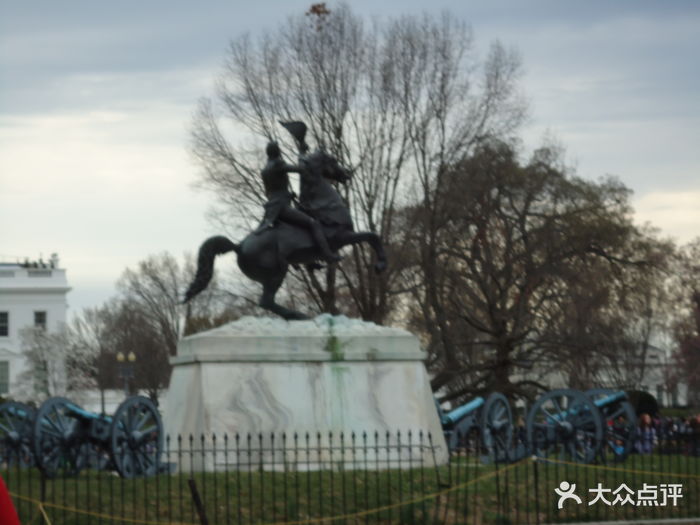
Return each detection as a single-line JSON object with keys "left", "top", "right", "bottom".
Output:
{"left": 3, "top": 431, "right": 700, "bottom": 524}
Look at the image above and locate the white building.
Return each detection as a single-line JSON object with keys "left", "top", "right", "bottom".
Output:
{"left": 0, "top": 254, "right": 71, "bottom": 397}
{"left": 515, "top": 343, "right": 687, "bottom": 408}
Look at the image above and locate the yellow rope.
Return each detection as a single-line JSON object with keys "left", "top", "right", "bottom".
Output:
{"left": 264, "top": 459, "right": 527, "bottom": 525}
{"left": 37, "top": 502, "right": 52, "bottom": 525}
{"left": 9, "top": 455, "right": 697, "bottom": 525}
{"left": 9, "top": 491, "right": 196, "bottom": 525}
{"left": 8, "top": 460, "right": 524, "bottom": 525}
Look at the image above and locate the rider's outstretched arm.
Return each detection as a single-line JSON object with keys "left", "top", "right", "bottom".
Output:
{"left": 282, "top": 163, "right": 303, "bottom": 174}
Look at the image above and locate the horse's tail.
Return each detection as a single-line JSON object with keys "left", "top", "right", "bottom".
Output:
{"left": 183, "top": 235, "right": 240, "bottom": 303}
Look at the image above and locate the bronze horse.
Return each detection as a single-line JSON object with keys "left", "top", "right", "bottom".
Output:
{"left": 184, "top": 149, "right": 387, "bottom": 320}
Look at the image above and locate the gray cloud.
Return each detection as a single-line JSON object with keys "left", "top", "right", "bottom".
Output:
{"left": 1, "top": 0, "right": 698, "bottom": 312}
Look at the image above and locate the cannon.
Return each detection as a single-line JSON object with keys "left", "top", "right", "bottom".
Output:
{"left": 0, "top": 401, "right": 36, "bottom": 468}
{"left": 436, "top": 393, "right": 513, "bottom": 461}
{"left": 525, "top": 388, "right": 634, "bottom": 464}
{"left": 526, "top": 388, "right": 604, "bottom": 464}
{"left": 585, "top": 388, "right": 636, "bottom": 462}
{"left": 32, "top": 395, "right": 163, "bottom": 479}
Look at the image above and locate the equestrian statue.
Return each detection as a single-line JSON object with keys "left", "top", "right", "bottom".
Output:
{"left": 183, "top": 121, "right": 388, "bottom": 320}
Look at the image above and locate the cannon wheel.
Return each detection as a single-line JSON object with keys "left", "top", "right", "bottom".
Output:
{"left": 0, "top": 402, "right": 35, "bottom": 467}
{"left": 527, "top": 389, "right": 603, "bottom": 464}
{"left": 586, "top": 388, "right": 636, "bottom": 463}
{"left": 110, "top": 396, "right": 163, "bottom": 478}
{"left": 33, "top": 397, "right": 88, "bottom": 478}
{"left": 481, "top": 393, "right": 513, "bottom": 462}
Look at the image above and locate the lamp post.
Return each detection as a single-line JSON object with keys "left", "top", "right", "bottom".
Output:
{"left": 116, "top": 351, "right": 136, "bottom": 398}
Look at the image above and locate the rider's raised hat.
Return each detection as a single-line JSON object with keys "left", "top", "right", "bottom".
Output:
{"left": 279, "top": 121, "right": 307, "bottom": 145}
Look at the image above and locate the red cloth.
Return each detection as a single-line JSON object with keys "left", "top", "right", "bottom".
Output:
{"left": 0, "top": 474, "right": 21, "bottom": 525}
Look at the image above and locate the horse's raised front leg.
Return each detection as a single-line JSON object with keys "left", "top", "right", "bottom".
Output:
{"left": 335, "top": 231, "right": 388, "bottom": 274}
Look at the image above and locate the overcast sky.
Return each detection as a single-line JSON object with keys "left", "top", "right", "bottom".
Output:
{"left": 1, "top": 0, "right": 698, "bottom": 315}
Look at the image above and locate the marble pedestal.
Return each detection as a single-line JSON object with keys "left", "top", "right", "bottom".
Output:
{"left": 164, "top": 314, "right": 447, "bottom": 470}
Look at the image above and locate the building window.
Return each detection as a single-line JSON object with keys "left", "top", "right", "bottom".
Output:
{"left": 0, "top": 312, "right": 8, "bottom": 337}
{"left": 34, "top": 311, "right": 47, "bottom": 330}
{"left": 0, "top": 361, "right": 8, "bottom": 394}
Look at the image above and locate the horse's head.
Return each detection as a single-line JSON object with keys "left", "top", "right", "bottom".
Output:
{"left": 297, "top": 149, "right": 355, "bottom": 230}
{"left": 312, "top": 150, "right": 352, "bottom": 185}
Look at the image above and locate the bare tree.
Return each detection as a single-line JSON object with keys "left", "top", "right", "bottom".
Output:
{"left": 68, "top": 302, "right": 124, "bottom": 409}
{"left": 65, "top": 297, "right": 173, "bottom": 405}
{"left": 107, "top": 300, "right": 171, "bottom": 402}
{"left": 402, "top": 141, "right": 669, "bottom": 402}
{"left": 117, "top": 253, "right": 185, "bottom": 357}
{"left": 670, "top": 239, "right": 700, "bottom": 405}
{"left": 190, "top": 5, "right": 527, "bottom": 323}
{"left": 58, "top": 252, "right": 249, "bottom": 406}
{"left": 117, "top": 252, "right": 239, "bottom": 355}
{"left": 551, "top": 229, "right": 672, "bottom": 391}
{"left": 17, "top": 326, "right": 69, "bottom": 400}
{"left": 674, "top": 293, "right": 700, "bottom": 405}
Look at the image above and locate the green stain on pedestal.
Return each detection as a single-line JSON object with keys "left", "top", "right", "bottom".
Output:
{"left": 329, "top": 364, "right": 350, "bottom": 429}
{"left": 323, "top": 316, "right": 346, "bottom": 361}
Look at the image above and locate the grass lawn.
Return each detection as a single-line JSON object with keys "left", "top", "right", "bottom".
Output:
{"left": 4, "top": 452, "right": 700, "bottom": 524}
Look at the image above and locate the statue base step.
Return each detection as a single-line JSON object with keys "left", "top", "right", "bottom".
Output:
{"left": 164, "top": 314, "right": 448, "bottom": 470}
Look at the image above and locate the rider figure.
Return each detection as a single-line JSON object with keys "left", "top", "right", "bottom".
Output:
{"left": 258, "top": 141, "right": 341, "bottom": 263}
{"left": 279, "top": 120, "right": 352, "bottom": 227}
